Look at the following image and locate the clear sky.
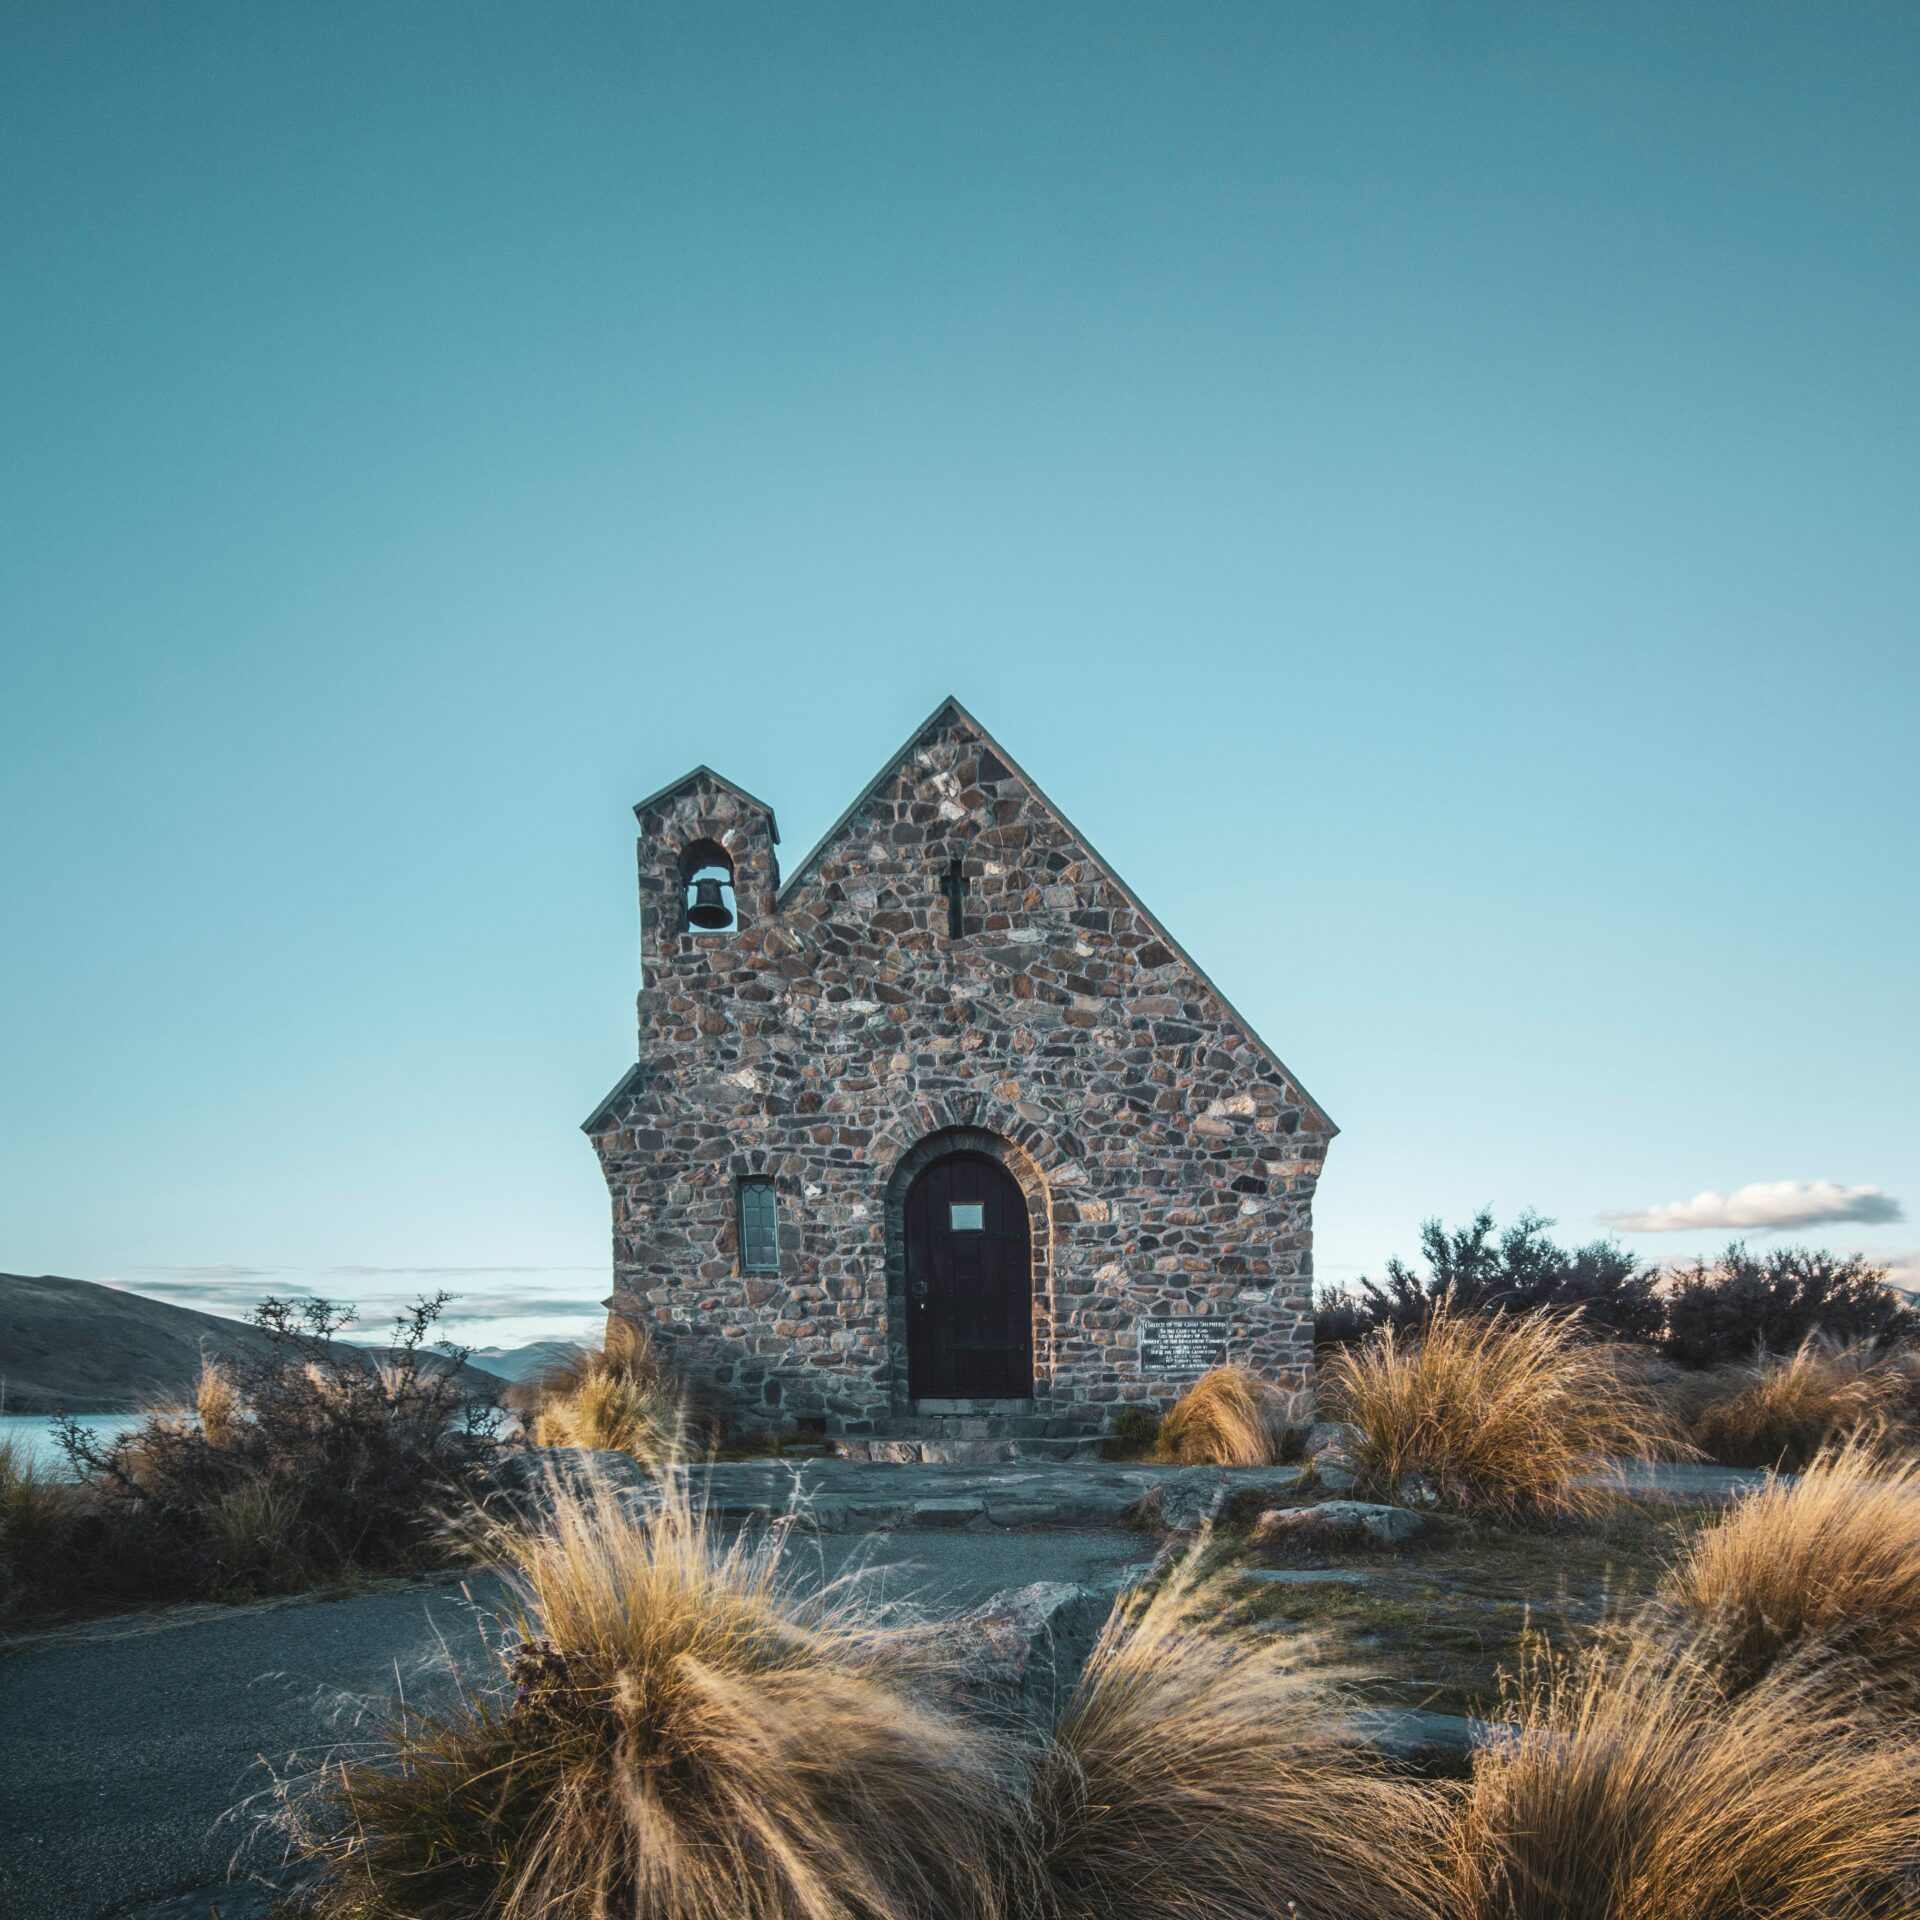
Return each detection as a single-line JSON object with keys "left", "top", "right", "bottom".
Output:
{"left": 2, "top": 3, "right": 1914, "bottom": 1347}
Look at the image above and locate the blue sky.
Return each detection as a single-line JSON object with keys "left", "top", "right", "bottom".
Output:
{"left": 2, "top": 2, "right": 1914, "bottom": 1346}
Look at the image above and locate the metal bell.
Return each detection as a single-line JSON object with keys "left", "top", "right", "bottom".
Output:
{"left": 687, "top": 875, "right": 733, "bottom": 929}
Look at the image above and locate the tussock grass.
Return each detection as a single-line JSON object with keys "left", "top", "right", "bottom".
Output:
{"left": 530, "top": 1362, "right": 683, "bottom": 1459}
{"left": 1023, "top": 1549, "right": 1450, "bottom": 1920}
{"left": 1448, "top": 1629, "right": 1920, "bottom": 1920}
{"left": 195, "top": 1359, "right": 244, "bottom": 1444}
{"left": 524, "top": 1317, "right": 692, "bottom": 1462}
{"left": 1659, "top": 1439, "right": 1920, "bottom": 1699}
{"left": 1321, "top": 1301, "right": 1680, "bottom": 1523}
{"left": 1152, "top": 1365, "right": 1297, "bottom": 1467}
{"left": 1691, "top": 1337, "right": 1911, "bottom": 1469}
{"left": 293, "top": 1465, "right": 1020, "bottom": 1920}
{"left": 0, "top": 1429, "right": 82, "bottom": 1607}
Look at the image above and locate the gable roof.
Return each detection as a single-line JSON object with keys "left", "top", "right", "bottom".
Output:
{"left": 580, "top": 1062, "right": 645, "bottom": 1135}
{"left": 779, "top": 695, "right": 1336, "bottom": 1135}
{"left": 632, "top": 765, "right": 781, "bottom": 843}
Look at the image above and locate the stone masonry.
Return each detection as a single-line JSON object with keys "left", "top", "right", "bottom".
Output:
{"left": 585, "top": 696, "right": 1335, "bottom": 1438}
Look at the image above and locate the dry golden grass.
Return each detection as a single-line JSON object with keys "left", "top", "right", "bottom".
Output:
{"left": 1320, "top": 1302, "right": 1682, "bottom": 1523}
{"left": 523, "top": 1318, "right": 695, "bottom": 1463}
{"left": 530, "top": 1362, "right": 684, "bottom": 1461}
{"left": 294, "top": 1464, "right": 1021, "bottom": 1920}
{"left": 209, "top": 1475, "right": 308, "bottom": 1592}
{"left": 0, "top": 1430, "right": 82, "bottom": 1591}
{"left": 194, "top": 1358, "right": 244, "bottom": 1445}
{"left": 1152, "top": 1365, "right": 1296, "bottom": 1467}
{"left": 1658, "top": 1438, "right": 1920, "bottom": 1699}
{"left": 1022, "top": 1547, "right": 1450, "bottom": 1920}
{"left": 1691, "top": 1337, "right": 1912, "bottom": 1469}
{"left": 1447, "top": 1628, "right": 1920, "bottom": 1919}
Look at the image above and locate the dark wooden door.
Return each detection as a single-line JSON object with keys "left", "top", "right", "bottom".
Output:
{"left": 904, "top": 1153, "right": 1032, "bottom": 1399}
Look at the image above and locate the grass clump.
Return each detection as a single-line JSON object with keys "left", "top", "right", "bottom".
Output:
{"left": 1658, "top": 1439, "right": 1920, "bottom": 1699}
{"left": 1321, "top": 1300, "right": 1679, "bottom": 1524}
{"left": 519, "top": 1317, "right": 694, "bottom": 1463}
{"left": 1023, "top": 1548, "right": 1449, "bottom": 1920}
{"left": 291, "top": 1464, "right": 1019, "bottom": 1920}
{"left": 0, "top": 1427, "right": 82, "bottom": 1616}
{"left": 1152, "top": 1365, "right": 1298, "bottom": 1467}
{"left": 1690, "top": 1336, "right": 1911, "bottom": 1468}
{"left": 30, "top": 1293, "right": 499, "bottom": 1615}
{"left": 1447, "top": 1629, "right": 1920, "bottom": 1919}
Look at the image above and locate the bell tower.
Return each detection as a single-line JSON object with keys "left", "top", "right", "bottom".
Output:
{"left": 629, "top": 766, "right": 781, "bottom": 1017}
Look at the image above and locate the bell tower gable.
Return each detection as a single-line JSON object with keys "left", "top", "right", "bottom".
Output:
{"left": 631, "top": 766, "right": 781, "bottom": 992}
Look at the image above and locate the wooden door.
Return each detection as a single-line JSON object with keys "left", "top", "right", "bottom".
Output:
{"left": 904, "top": 1153, "right": 1032, "bottom": 1399}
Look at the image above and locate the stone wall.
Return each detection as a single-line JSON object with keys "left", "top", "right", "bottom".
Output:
{"left": 588, "top": 703, "right": 1332, "bottom": 1435}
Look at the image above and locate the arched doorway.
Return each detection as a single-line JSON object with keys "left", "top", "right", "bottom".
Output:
{"left": 904, "top": 1151, "right": 1033, "bottom": 1399}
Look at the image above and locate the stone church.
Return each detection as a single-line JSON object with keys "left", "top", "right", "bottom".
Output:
{"left": 584, "top": 696, "right": 1334, "bottom": 1440}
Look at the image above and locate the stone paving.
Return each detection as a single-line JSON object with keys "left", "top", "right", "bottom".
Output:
{"left": 628, "top": 1454, "right": 1311, "bottom": 1533}
{"left": 508, "top": 1448, "right": 1773, "bottom": 1540}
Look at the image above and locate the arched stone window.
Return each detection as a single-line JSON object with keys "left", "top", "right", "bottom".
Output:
{"left": 679, "top": 839, "right": 737, "bottom": 933}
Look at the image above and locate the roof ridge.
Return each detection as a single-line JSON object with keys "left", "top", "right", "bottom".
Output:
{"left": 774, "top": 694, "right": 964, "bottom": 900}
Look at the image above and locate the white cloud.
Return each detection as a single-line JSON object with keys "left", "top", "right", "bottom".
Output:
{"left": 136, "top": 1263, "right": 283, "bottom": 1280}
{"left": 1602, "top": 1180, "right": 1904, "bottom": 1234}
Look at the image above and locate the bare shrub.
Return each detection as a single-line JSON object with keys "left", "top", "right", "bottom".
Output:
{"left": 53, "top": 1294, "right": 498, "bottom": 1605}
{"left": 1022, "top": 1547, "right": 1450, "bottom": 1920}
{"left": 1153, "top": 1365, "right": 1297, "bottom": 1467}
{"left": 1448, "top": 1628, "right": 1920, "bottom": 1919}
{"left": 1691, "top": 1337, "right": 1912, "bottom": 1468}
{"left": 1657, "top": 1439, "right": 1920, "bottom": 1700}
{"left": 290, "top": 1464, "right": 1020, "bottom": 1920}
{"left": 1321, "top": 1300, "right": 1682, "bottom": 1523}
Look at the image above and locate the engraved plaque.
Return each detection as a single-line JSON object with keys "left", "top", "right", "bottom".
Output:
{"left": 1139, "top": 1318, "right": 1230, "bottom": 1374}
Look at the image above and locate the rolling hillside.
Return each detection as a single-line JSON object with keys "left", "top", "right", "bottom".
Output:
{"left": 0, "top": 1272, "right": 495, "bottom": 1413}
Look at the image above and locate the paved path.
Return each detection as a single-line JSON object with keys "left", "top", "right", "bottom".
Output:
{"left": 0, "top": 1528, "right": 1148, "bottom": 1920}
{"left": 1584, "top": 1460, "right": 1771, "bottom": 1503}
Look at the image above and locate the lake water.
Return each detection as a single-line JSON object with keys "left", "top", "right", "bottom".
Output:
{"left": 0, "top": 1412, "right": 141, "bottom": 1476}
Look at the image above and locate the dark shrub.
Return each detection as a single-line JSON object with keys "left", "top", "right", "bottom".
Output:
{"left": 1317, "top": 1210, "right": 1662, "bottom": 1346}
{"left": 1662, "top": 1246, "right": 1916, "bottom": 1368}
{"left": 1313, "top": 1288, "right": 1378, "bottom": 1348}
{"left": 42, "top": 1293, "right": 500, "bottom": 1614}
{"left": 1106, "top": 1404, "right": 1162, "bottom": 1458}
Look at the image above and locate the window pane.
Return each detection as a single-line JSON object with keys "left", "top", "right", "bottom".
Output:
{"left": 740, "top": 1182, "right": 779, "bottom": 1272}
{"left": 949, "top": 1202, "right": 984, "bottom": 1231}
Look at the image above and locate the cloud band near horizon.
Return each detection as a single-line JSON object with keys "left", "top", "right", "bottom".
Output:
{"left": 1602, "top": 1179, "right": 1903, "bottom": 1234}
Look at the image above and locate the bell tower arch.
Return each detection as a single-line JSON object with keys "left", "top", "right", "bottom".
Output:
{"left": 629, "top": 766, "right": 781, "bottom": 1003}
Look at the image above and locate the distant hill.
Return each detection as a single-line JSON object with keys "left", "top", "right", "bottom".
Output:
{"left": 467, "top": 1338, "right": 588, "bottom": 1383}
{"left": 0, "top": 1272, "right": 497, "bottom": 1414}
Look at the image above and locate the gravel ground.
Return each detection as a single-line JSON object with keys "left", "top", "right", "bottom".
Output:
{"left": 0, "top": 1528, "right": 1148, "bottom": 1920}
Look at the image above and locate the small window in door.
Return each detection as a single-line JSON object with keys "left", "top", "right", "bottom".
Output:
{"left": 949, "top": 1202, "right": 985, "bottom": 1231}
{"left": 739, "top": 1180, "right": 780, "bottom": 1272}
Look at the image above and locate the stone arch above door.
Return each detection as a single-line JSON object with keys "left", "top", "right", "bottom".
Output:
{"left": 881, "top": 1125, "right": 1052, "bottom": 1412}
